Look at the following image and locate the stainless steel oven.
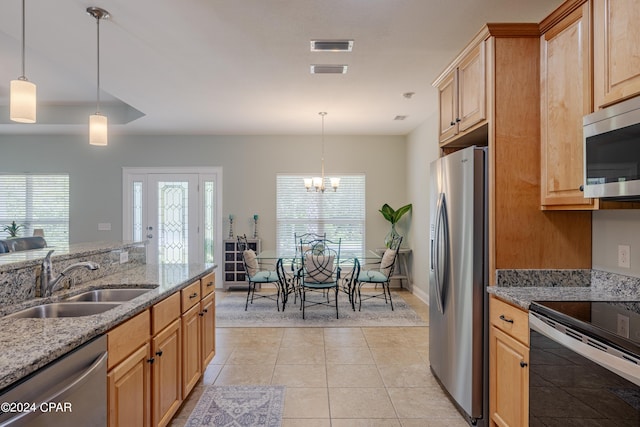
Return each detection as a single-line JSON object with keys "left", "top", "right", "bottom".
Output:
{"left": 529, "top": 301, "right": 640, "bottom": 426}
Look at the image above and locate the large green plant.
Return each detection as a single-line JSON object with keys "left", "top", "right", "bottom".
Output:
{"left": 2, "top": 221, "right": 25, "bottom": 238}
{"left": 379, "top": 203, "right": 412, "bottom": 224}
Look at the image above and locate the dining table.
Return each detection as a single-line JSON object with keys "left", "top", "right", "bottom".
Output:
{"left": 256, "top": 248, "right": 383, "bottom": 310}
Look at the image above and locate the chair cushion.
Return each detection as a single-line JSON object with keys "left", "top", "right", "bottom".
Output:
{"left": 243, "top": 249, "right": 259, "bottom": 277}
{"left": 304, "top": 253, "right": 335, "bottom": 284}
{"left": 250, "top": 270, "right": 278, "bottom": 283}
{"left": 358, "top": 270, "right": 387, "bottom": 283}
{"left": 379, "top": 248, "right": 396, "bottom": 278}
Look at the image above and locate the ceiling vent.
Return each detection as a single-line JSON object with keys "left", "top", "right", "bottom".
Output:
{"left": 310, "top": 40, "right": 354, "bottom": 52}
{"left": 310, "top": 64, "right": 348, "bottom": 74}
{"left": 394, "top": 115, "right": 408, "bottom": 121}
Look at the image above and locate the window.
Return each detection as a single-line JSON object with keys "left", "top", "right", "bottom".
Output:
{"left": 276, "top": 174, "right": 365, "bottom": 256}
{"left": 0, "top": 174, "right": 70, "bottom": 247}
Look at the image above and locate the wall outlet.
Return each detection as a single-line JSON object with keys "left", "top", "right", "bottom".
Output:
{"left": 618, "top": 245, "right": 630, "bottom": 268}
{"left": 98, "top": 222, "right": 111, "bottom": 231}
{"left": 617, "top": 314, "right": 630, "bottom": 338}
{"left": 119, "top": 251, "right": 129, "bottom": 264}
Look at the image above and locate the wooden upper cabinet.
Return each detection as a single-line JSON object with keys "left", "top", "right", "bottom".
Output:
{"left": 594, "top": 0, "right": 640, "bottom": 108}
{"left": 437, "top": 70, "right": 458, "bottom": 143}
{"left": 435, "top": 40, "right": 486, "bottom": 145}
{"left": 540, "top": 1, "right": 597, "bottom": 209}
{"left": 458, "top": 42, "right": 486, "bottom": 132}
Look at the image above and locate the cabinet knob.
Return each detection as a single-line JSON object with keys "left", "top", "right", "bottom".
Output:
{"left": 499, "top": 314, "right": 514, "bottom": 324}
{"left": 450, "top": 121, "right": 456, "bottom": 126}
{"left": 207, "top": 281, "right": 214, "bottom": 287}
{"left": 579, "top": 185, "right": 584, "bottom": 192}
{"left": 203, "top": 308, "right": 208, "bottom": 313}
{"left": 199, "top": 312, "right": 205, "bottom": 317}
{"left": 456, "top": 118, "right": 461, "bottom": 123}
{"left": 189, "top": 292, "right": 198, "bottom": 299}
{"left": 520, "top": 361, "right": 528, "bottom": 368}
{"left": 155, "top": 350, "right": 163, "bottom": 357}
{"left": 147, "top": 357, "right": 155, "bottom": 364}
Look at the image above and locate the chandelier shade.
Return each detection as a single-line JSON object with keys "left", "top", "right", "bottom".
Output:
{"left": 89, "top": 114, "right": 108, "bottom": 146}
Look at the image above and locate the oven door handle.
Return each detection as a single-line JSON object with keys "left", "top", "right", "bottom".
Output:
{"left": 529, "top": 313, "right": 640, "bottom": 387}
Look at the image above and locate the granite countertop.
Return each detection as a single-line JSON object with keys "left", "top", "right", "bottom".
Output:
{"left": 0, "top": 262, "right": 215, "bottom": 391}
{"left": 488, "top": 269, "right": 640, "bottom": 310}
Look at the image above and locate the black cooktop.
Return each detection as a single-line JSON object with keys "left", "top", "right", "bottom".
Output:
{"left": 530, "top": 300, "right": 640, "bottom": 356}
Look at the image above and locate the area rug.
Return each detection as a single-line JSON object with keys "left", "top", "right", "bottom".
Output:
{"left": 185, "top": 385, "right": 285, "bottom": 427}
{"left": 216, "top": 291, "right": 427, "bottom": 327}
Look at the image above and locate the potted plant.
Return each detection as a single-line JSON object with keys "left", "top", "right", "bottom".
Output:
{"left": 379, "top": 203, "right": 412, "bottom": 247}
{"left": 2, "top": 221, "right": 25, "bottom": 238}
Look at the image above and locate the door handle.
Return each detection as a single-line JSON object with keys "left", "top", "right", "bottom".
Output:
{"left": 147, "top": 234, "right": 153, "bottom": 239}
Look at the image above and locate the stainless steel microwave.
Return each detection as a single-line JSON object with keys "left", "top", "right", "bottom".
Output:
{"left": 583, "top": 95, "right": 640, "bottom": 200}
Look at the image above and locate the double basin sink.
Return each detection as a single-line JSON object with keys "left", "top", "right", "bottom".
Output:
{"left": 4, "top": 288, "right": 155, "bottom": 319}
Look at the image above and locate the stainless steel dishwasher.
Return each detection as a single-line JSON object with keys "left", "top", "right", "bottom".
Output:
{"left": 0, "top": 335, "right": 107, "bottom": 426}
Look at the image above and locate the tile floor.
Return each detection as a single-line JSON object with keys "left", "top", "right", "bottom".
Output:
{"left": 169, "top": 290, "right": 468, "bottom": 426}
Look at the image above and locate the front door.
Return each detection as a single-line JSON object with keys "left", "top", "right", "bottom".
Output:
{"left": 123, "top": 168, "right": 221, "bottom": 267}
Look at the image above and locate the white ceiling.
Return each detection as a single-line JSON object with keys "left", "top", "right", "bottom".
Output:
{"left": 0, "top": 0, "right": 563, "bottom": 137}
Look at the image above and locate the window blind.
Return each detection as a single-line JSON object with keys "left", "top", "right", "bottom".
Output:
{"left": 0, "top": 174, "right": 70, "bottom": 247}
{"left": 276, "top": 174, "right": 365, "bottom": 256}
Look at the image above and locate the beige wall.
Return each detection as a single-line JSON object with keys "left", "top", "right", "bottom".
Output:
{"left": 0, "top": 133, "right": 407, "bottom": 252}
{"left": 592, "top": 210, "right": 640, "bottom": 278}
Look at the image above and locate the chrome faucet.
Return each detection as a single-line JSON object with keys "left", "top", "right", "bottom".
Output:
{"left": 40, "top": 250, "right": 100, "bottom": 297}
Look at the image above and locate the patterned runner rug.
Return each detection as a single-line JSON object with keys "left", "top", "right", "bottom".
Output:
{"left": 216, "top": 291, "right": 427, "bottom": 327}
{"left": 185, "top": 385, "right": 285, "bottom": 427}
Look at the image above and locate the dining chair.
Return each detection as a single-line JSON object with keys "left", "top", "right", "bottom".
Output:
{"left": 355, "top": 235, "right": 403, "bottom": 311}
{"left": 340, "top": 257, "right": 360, "bottom": 311}
{"left": 241, "top": 241, "right": 282, "bottom": 311}
{"left": 299, "top": 239, "right": 341, "bottom": 319}
{"left": 275, "top": 258, "right": 298, "bottom": 311}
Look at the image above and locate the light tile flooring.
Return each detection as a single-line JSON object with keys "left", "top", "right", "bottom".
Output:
{"left": 169, "top": 290, "right": 467, "bottom": 426}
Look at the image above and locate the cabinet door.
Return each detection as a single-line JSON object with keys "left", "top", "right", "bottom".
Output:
{"left": 458, "top": 42, "right": 486, "bottom": 132}
{"left": 152, "top": 318, "right": 182, "bottom": 427}
{"left": 182, "top": 304, "right": 202, "bottom": 397}
{"left": 490, "top": 326, "right": 529, "bottom": 427}
{"left": 594, "top": 0, "right": 640, "bottom": 108}
{"left": 200, "top": 291, "right": 216, "bottom": 367}
{"left": 438, "top": 69, "right": 459, "bottom": 143}
{"left": 541, "top": 2, "right": 596, "bottom": 209}
{"left": 108, "top": 343, "right": 152, "bottom": 427}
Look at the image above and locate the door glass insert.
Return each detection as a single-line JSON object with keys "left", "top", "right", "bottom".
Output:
{"left": 158, "top": 181, "right": 189, "bottom": 264}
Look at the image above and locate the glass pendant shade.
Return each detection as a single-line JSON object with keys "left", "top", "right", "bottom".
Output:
{"left": 304, "top": 178, "right": 313, "bottom": 190}
{"left": 10, "top": 79, "right": 36, "bottom": 124}
{"left": 89, "top": 114, "right": 108, "bottom": 146}
{"left": 313, "top": 177, "right": 323, "bottom": 190}
{"left": 330, "top": 177, "right": 340, "bottom": 191}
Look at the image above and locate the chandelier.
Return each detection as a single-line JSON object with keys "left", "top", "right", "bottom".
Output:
{"left": 304, "top": 112, "right": 340, "bottom": 192}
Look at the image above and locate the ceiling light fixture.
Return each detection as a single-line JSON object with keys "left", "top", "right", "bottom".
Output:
{"left": 304, "top": 112, "right": 340, "bottom": 192}
{"left": 10, "top": 0, "right": 36, "bottom": 123}
{"left": 310, "top": 64, "right": 348, "bottom": 74}
{"left": 310, "top": 40, "right": 354, "bottom": 52}
{"left": 87, "top": 6, "right": 110, "bottom": 146}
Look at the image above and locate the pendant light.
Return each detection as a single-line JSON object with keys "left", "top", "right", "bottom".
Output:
{"left": 10, "top": 0, "right": 36, "bottom": 123}
{"left": 304, "top": 112, "right": 340, "bottom": 192}
{"left": 87, "top": 7, "right": 110, "bottom": 146}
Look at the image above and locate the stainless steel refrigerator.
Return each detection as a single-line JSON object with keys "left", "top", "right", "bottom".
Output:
{"left": 429, "top": 145, "right": 488, "bottom": 426}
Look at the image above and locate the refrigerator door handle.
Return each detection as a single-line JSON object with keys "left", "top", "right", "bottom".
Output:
{"left": 433, "top": 192, "right": 448, "bottom": 314}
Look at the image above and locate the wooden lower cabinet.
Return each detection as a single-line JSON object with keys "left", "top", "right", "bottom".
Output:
{"left": 489, "top": 297, "right": 530, "bottom": 427}
{"left": 201, "top": 291, "right": 216, "bottom": 367}
{"left": 152, "top": 318, "right": 182, "bottom": 427}
{"left": 107, "top": 273, "right": 215, "bottom": 426}
{"left": 182, "top": 303, "right": 202, "bottom": 397}
{"left": 108, "top": 343, "right": 152, "bottom": 427}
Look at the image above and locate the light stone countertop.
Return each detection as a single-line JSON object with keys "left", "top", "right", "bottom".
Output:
{"left": 0, "top": 263, "right": 215, "bottom": 391}
{"left": 488, "top": 269, "right": 640, "bottom": 310}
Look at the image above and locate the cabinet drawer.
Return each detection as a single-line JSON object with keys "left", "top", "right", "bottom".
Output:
{"left": 151, "top": 292, "right": 181, "bottom": 335}
{"left": 108, "top": 310, "right": 151, "bottom": 370}
{"left": 181, "top": 280, "right": 201, "bottom": 313}
{"left": 200, "top": 272, "right": 216, "bottom": 298}
{"left": 489, "top": 297, "right": 529, "bottom": 346}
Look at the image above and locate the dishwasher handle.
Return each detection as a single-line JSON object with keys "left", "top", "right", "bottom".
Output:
{"left": 0, "top": 351, "right": 107, "bottom": 427}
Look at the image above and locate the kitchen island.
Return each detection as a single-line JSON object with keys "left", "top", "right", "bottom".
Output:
{"left": 0, "top": 242, "right": 215, "bottom": 392}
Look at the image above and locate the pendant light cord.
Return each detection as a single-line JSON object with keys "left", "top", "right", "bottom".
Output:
{"left": 20, "top": 0, "right": 25, "bottom": 79}
{"left": 96, "top": 16, "right": 101, "bottom": 114}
